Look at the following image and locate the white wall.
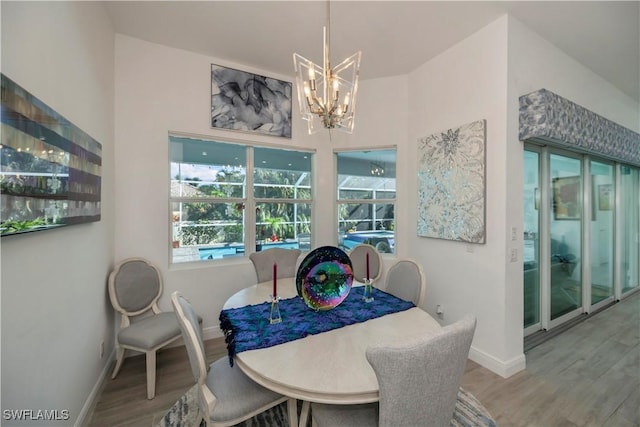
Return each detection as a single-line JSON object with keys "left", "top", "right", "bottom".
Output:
{"left": 114, "top": 35, "right": 409, "bottom": 340}
{"left": 0, "top": 2, "right": 115, "bottom": 426}
{"left": 508, "top": 17, "right": 640, "bottom": 133}
{"left": 115, "top": 12, "right": 640, "bottom": 380}
{"left": 346, "top": 74, "right": 409, "bottom": 254}
{"left": 114, "top": 35, "right": 316, "bottom": 337}
{"left": 0, "top": 4, "right": 636, "bottom": 423}
{"left": 406, "top": 15, "right": 524, "bottom": 377}
{"left": 400, "top": 13, "right": 639, "bottom": 378}
{"left": 503, "top": 15, "right": 639, "bottom": 368}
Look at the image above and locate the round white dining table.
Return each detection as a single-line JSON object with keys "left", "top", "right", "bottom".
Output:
{"left": 222, "top": 277, "right": 442, "bottom": 425}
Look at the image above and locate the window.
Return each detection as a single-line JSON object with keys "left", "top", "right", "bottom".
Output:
{"left": 170, "top": 135, "right": 313, "bottom": 264}
{"left": 254, "top": 146, "right": 312, "bottom": 251}
{"left": 336, "top": 149, "right": 396, "bottom": 254}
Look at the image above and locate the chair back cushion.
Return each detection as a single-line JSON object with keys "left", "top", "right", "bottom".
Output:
{"left": 109, "top": 258, "right": 162, "bottom": 314}
{"left": 171, "top": 292, "right": 207, "bottom": 384}
{"left": 249, "top": 248, "right": 301, "bottom": 282}
{"left": 349, "top": 244, "right": 382, "bottom": 282}
{"left": 385, "top": 259, "right": 425, "bottom": 306}
{"left": 367, "top": 314, "right": 476, "bottom": 427}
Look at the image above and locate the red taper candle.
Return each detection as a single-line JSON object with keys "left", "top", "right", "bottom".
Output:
{"left": 273, "top": 262, "right": 277, "bottom": 298}
{"left": 366, "top": 252, "right": 370, "bottom": 281}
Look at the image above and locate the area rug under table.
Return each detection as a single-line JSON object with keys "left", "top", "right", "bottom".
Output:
{"left": 157, "top": 385, "right": 496, "bottom": 427}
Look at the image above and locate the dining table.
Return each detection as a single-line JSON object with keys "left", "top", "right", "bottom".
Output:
{"left": 221, "top": 277, "right": 442, "bottom": 427}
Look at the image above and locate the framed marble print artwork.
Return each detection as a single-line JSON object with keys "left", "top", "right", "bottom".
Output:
{"left": 417, "top": 119, "right": 486, "bottom": 244}
{"left": 211, "top": 64, "right": 292, "bottom": 138}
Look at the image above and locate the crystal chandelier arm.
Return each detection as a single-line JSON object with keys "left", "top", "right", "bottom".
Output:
{"left": 308, "top": 85, "right": 324, "bottom": 110}
{"left": 303, "top": 82, "right": 318, "bottom": 110}
{"left": 310, "top": 99, "right": 326, "bottom": 115}
{"left": 303, "top": 77, "right": 328, "bottom": 115}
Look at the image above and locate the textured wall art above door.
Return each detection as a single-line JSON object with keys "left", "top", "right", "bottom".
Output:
{"left": 519, "top": 88, "right": 640, "bottom": 166}
{"left": 417, "top": 119, "right": 486, "bottom": 244}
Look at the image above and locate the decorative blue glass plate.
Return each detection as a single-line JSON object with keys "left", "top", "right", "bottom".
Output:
{"left": 296, "top": 246, "right": 354, "bottom": 311}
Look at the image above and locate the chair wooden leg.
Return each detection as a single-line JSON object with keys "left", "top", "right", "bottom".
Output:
{"left": 111, "top": 347, "right": 125, "bottom": 379}
{"left": 287, "top": 398, "right": 299, "bottom": 427}
{"left": 299, "top": 400, "right": 311, "bottom": 427}
{"left": 146, "top": 350, "right": 156, "bottom": 399}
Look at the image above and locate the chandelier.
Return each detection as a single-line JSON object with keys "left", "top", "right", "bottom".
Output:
{"left": 370, "top": 162, "right": 385, "bottom": 176}
{"left": 293, "top": 1, "right": 361, "bottom": 135}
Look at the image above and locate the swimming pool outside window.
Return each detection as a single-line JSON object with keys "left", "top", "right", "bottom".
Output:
{"left": 254, "top": 146, "right": 312, "bottom": 250}
{"left": 170, "top": 135, "right": 313, "bottom": 264}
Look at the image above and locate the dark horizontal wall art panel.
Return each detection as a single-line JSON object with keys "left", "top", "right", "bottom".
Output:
{"left": 1, "top": 74, "right": 102, "bottom": 236}
{"left": 519, "top": 88, "right": 640, "bottom": 167}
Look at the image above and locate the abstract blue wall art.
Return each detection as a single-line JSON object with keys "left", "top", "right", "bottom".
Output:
{"left": 211, "top": 64, "right": 292, "bottom": 138}
{"left": 1, "top": 74, "right": 102, "bottom": 236}
{"left": 417, "top": 120, "right": 486, "bottom": 244}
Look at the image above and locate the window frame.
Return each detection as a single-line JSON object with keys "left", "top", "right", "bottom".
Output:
{"left": 169, "top": 133, "right": 314, "bottom": 265}
{"left": 335, "top": 147, "right": 397, "bottom": 254}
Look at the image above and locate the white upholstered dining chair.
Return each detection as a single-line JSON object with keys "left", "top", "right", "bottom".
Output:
{"left": 384, "top": 258, "right": 426, "bottom": 307}
{"left": 170, "top": 291, "right": 294, "bottom": 426}
{"left": 108, "top": 257, "right": 182, "bottom": 399}
{"left": 311, "top": 315, "right": 477, "bottom": 427}
{"left": 349, "top": 244, "right": 383, "bottom": 283}
{"left": 249, "top": 248, "right": 301, "bottom": 283}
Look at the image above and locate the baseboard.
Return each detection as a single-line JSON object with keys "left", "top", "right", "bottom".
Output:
{"left": 77, "top": 326, "right": 222, "bottom": 425}
{"left": 75, "top": 348, "right": 116, "bottom": 427}
{"left": 469, "top": 345, "right": 526, "bottom": 378}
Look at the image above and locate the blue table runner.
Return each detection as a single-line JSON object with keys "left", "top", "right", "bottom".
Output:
{"left": 219, "top": 288, "right": 414, "bottom": 366}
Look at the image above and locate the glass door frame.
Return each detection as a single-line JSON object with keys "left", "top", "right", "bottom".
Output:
{"left": 616, "top": 163, "right": 640, "bottom": 299}
{"left": 523, "top": 145, "right": 543, "bottom": 336}
{"left": 524, "top": 144, "right": 640, "bottom": 336}
{"left": 546, "top": 147, "right": 584, "bottom": 331}
{"left": 587, "top": 156, "right": 616, "bottom": 313}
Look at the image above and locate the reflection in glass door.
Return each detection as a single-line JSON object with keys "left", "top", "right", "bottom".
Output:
{"left": 523, "top": 151, "right": 540, "bottom": 329}
{"left": 550, "top": 153, "right": 582, "bottom": 320}
{"left": 590, "top": 161, "right": 614, "bottom": 305}
{"left": 524, "top": 147, "right": 640, "bottom": 336}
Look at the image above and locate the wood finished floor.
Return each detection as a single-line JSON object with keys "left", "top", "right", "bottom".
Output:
{"left": 87, "top": 291, "right": 639, "bottom": 427}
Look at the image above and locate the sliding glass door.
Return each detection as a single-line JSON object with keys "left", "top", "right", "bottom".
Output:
{"left": 549, "top": 153, "right": 583, "bottom": 321}
{"left": 523, "top": 150, "right": 540, "bottom": 329}
{"left": 590, "top": 160, "right": 615, "bottom": 306}
{"left": 524, "top": 145, "right": 640, "bottom": 336}
{"left": 524, "top": 145, "right": 640, "bottom": 335}
{"left": 620, "top": 166, "right": 640, "bottom": 295}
